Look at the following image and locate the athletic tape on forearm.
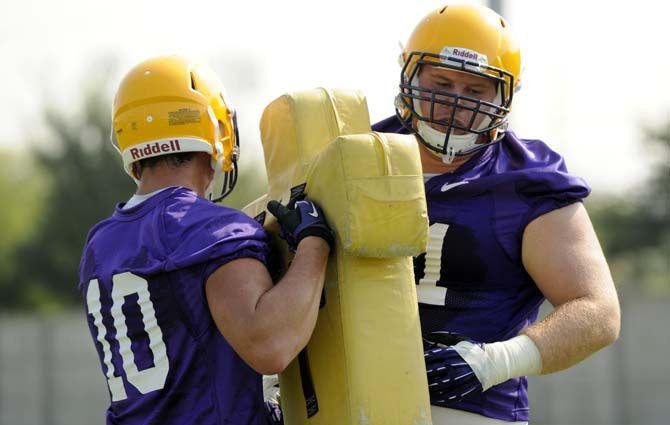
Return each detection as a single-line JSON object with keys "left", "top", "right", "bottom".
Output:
{"left": 454, "top": 335, "right": 542, "bottom": 391}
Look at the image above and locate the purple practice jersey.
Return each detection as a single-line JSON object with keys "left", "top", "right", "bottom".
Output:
{"left": 78, "top": 187, "right": 270, "bottom": 424}
{"left": 373, "top": 116, "right": 590, "bottom": 422}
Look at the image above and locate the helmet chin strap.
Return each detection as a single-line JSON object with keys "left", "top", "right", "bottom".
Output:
{"left": 416, "top": 119, "right": 478, "bottom": 164}
{"left": 206, "top": 142, "right": 225, "bottom": 201}
{"left": 205, "top": 162, "right": 222, "bottom": 200}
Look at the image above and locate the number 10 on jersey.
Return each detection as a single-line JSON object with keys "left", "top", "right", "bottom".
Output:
{"left": 86, "top": 272, "right": 169, "bottom": 401}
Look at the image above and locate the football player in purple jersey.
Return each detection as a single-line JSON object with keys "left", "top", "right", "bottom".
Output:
{"left": 78, "top": 56, "right": 333, "bottom": 424}
{"left": 373, "top": 4, "right": 621, "bottom": 424}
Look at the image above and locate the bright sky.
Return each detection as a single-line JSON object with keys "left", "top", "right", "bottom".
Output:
{"left": 1, "top": 0, "right": 668, "bottom": 194}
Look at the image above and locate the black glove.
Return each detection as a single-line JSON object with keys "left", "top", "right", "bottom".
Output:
{"left": 423, "top": 331, "right": 485, "bottom": 405}
{"left": 264, "top": 399, "right": 283, "bottom": 425}
{"left": 267, "top": 197, "right": 334, "bottom": 252}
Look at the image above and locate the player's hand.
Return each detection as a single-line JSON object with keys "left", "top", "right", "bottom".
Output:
{"left": 267, "top": 197, "right": 334, "bottom": 252}
{"left": 423, "top": 331, "right": 486, "bottom": 405}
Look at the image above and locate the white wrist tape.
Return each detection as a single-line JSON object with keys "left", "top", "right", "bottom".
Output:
{"left": 453, "top": 335, "right": 542, "bottom": 391}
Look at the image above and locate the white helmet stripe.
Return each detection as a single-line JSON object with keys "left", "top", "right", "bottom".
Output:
{"left": 121, "top": 137, "right": 213, "bottom": 175}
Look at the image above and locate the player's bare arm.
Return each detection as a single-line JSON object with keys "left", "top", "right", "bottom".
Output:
{"left": 521, "top": 202, "right": 621, "bottom": 374}
{"left": 206, "top": 197, "right": 333, "bottom": 375}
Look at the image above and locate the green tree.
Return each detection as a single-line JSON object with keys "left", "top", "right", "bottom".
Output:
{"left": 5, "top": 68, "right": 267, "bottom": 311}
{"left": 217, "top": 159, "right": 268, "bottom": 211}
{"left": 8, "top": 84, "right": 135, "bottom": 310}
{"left": 0, "top": 151, "right": 47, "bottom": 303}
{"left": 587, "top": 120, "right": 670, "bottom": 295}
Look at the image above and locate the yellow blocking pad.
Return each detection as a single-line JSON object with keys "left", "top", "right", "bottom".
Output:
{"left": 307, "top": 133, "right": 428, "bottom": 258}
{"left": 259, "top": 88, "right": 371, "bottom": 202}
{"left": 244, "top": 88, "right": 431, "bottom": 425}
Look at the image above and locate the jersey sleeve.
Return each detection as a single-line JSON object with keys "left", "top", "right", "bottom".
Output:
{"left": 492, "top": 137, "right": 591, "bottom": 265}
{"left": 517, "top": 167, "right": 591, "bottom": 228}
{"left": 161, "top": 194, "right": 270, "bottom": 280}
{"left": 503, "top": 135, "right": 591, "bottom": 230}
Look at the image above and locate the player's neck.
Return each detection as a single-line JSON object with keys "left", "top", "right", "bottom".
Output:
{"left": 136, "top": 165, "right": 208, "bottom": 197}
{"left": 417, "top": 142, "right": 472, "bottom": 174}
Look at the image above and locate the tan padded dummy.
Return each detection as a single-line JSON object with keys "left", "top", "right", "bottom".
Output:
{"left": 243, "top": 88, "right": 431, "bottom": 424}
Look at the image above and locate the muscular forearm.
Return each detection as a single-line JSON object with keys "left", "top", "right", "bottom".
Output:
{"left": 521, "top": 294, "right": 620, "bottom": 375}
{"left": 520, "top": 203, "right": 621, "bottom": 375}
{"left": 251, "top": 237, "right": 329, "bottom": 368}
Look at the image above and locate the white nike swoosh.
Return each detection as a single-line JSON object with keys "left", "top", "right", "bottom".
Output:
{"left": 440, "top": 181, "right": 469, "bottom": 192}
{"left": 296, "top": 201, "right": 319, "bottom": 217}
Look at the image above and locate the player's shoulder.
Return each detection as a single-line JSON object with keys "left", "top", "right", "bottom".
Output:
{"left": 160, "top": 187, "right": 267, "bottom": 254}
{"left": 78, "top": 210, "right": 129, "bottom": 288}
{"left": 497, "top": 130, "right": 591, "bottom": 200}
{"left": 500, "top": 131, "right": 566, "bottom": 172}
{"left": 164, "top": 187, "right": 262, "bottom": 230}
{"left": 81, "top": 211, "right": 123, "bottom": 256}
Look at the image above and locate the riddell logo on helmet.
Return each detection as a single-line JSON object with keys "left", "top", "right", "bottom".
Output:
{"left": 440, "top": 47, "right": 489, "bottom": 66}
{"left": 130, "top": 140, "right": 181, "bottom": 159}
{"left": 452, "top": 49, "right": 479, "bottom": 60}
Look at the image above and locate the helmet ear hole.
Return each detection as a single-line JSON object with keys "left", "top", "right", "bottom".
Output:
{"left": 439, "top": 5, "right": 448, "bottom": 14}
{"left": 217, "top": 119, "right": 232, "bottom": 167}
{"left": 190, "top": 72, "right": 197, "bottom": 92}
{"left": 500, "top": 18, "right": 507, "bottom": 28}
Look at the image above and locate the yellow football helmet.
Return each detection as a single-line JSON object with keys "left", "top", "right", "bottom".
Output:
{"left": 396, "top": 3, "right": 522, "bottom": 161}
{"left": 111, "top": 55, "right": 239, "bottom": 201}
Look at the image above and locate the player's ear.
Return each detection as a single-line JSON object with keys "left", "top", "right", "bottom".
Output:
{"left": 132, "top": 162, "right": 142, "bottom": 179}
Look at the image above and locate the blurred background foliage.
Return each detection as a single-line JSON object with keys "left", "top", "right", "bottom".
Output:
{"left": 0, "top": 73, "right": 667, "bottom": 312}
{"left": 584, "top": 122, "right": 669, "bottom": 297}
{"left": 0, "top": 67, "right": 268, "bottom": 312}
